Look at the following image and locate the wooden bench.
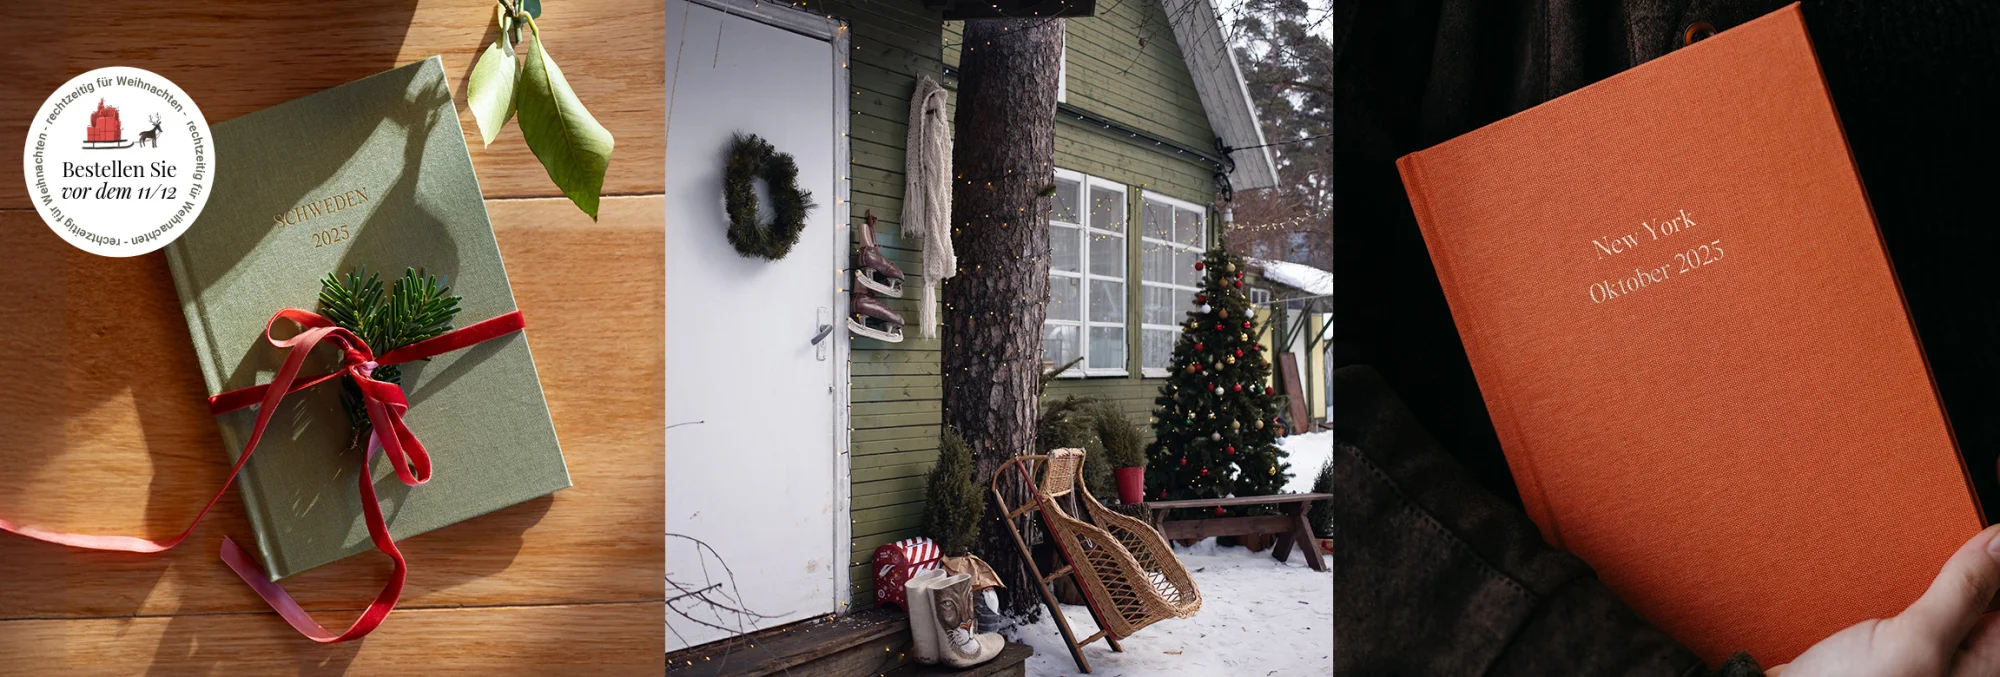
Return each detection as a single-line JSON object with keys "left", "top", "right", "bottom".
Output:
{"left": 1139, "top": 493, "right": 1331, "bottom": 572}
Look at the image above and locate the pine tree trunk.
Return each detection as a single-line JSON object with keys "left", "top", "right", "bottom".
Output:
{"left": 941, "top": 17, "right": 1063, "bottom": 618}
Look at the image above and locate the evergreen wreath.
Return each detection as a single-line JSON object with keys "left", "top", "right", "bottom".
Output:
{"left": 724, "top": 133, "right": 816, "bottom": 260}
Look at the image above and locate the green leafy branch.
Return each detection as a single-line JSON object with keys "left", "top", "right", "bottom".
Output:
{"left": 319, "top": 266, "right": 464, "bottom": 440}
{"left": 468, "top": 0, "right": 615, "bottom": 220}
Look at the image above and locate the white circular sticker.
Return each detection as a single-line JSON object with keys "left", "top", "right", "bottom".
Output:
{"left": 22, "top": 67, "right": 212, "bottom": 257}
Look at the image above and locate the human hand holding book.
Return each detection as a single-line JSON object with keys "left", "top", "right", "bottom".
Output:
{"left": 1773, "top": 524, "right": 2000, "bottom": 676}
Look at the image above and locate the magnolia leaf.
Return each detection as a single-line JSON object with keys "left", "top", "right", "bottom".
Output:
{"left": 517, "top": 30, "right": 613, "bottom": 219}
{"left": 468, "top": 40, "right": 518, "bottom": 147}
{"left": 522, "top": 0, "right": 542, "bottom": 18}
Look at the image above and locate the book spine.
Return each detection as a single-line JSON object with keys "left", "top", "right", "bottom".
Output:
{"left": 161, "top": 240, "right": 285, "bottom": 578}
{"left": 1395, "top": 153, "right": 1565, "bottom": 547}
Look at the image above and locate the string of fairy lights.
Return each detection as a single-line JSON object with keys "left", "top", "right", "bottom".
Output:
{"left": 701, "top": 0, "right": 1298, "bottom": 604}
{"left": 1226, "top": 214, "right": 1320, "bottom": 234}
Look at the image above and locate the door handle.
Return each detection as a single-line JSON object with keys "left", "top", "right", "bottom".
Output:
{"left": 815, "top": 306, "right": 833, "bottom": 361}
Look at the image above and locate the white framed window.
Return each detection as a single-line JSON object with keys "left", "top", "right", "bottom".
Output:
{"left": 1046, "top": 168, "right": 1128, "bottom": 376}
{"left": 1138, "top": 191, "right": 1207, "bottom": 376}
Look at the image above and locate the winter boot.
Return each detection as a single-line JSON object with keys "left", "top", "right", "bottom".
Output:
{"left": 927, "top": 573, "right": 1004, "bottom": 668}
{"left": 903, "top": 567, "right": 946, "bottom": 665}
{"left": 854, "top": 211, "right": 906, "bottom": 298}
{"left": 974, "top": 589, "right": 1016, "bottom": 638}
{"left": 848, "top": 286, "right": 905, "bottom": 343}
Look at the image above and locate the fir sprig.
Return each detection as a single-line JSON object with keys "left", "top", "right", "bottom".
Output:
{"left": 318, "top": 266, "right": 463, "bottom": 441}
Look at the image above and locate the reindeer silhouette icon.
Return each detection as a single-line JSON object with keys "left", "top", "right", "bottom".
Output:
{"left": 136, "top": 114, "right": 162, "bottom": 148}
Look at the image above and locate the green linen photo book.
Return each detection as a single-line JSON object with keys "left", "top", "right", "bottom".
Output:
{"left": 162, "top": 57, "right": 570, "bottom": 580}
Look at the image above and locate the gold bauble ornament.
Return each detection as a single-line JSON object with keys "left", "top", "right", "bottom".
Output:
{"left": 1226, "top": 262, "right": 1237, "bottom": 273}
{"left": 1238, "top": 333, "right": 1249, "bottom": 342}
{"left": 1226, "top": 355, "right": 1236, "bottom": 365}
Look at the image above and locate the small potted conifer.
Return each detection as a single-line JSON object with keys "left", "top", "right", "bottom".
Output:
{"left": 1089, "top": 403, "right": 1149, "bottom": 505}
{"left": 1309, "top": 458, "right": 1333, "bottom": 555}
{"left": 922, "top": 430, "right": 981, "bottom": 559}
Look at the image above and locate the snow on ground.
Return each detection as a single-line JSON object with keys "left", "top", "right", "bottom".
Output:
{"left": 1011, "top": 540, "right": 1332, "bottom": 676}
{"left": 1280, "top": 431, "right": 1334, "bottom": 493}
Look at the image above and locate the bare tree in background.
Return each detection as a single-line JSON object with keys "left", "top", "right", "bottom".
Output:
{"left": 1225, "top": 0, "right": 1332, "bottom": 270}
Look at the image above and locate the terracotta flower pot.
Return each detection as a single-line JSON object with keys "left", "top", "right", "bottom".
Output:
{"left": 1114, "top": 467, "right": 1146, "bottom": 505}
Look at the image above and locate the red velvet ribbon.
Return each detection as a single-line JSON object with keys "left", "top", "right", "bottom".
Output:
{"left": 0, "top": 308, "right": 526, "bottom": 642}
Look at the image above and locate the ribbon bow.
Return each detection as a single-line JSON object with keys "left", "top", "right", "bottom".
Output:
{"left": 0, "top": 307, "right": 526, "bottom": 642}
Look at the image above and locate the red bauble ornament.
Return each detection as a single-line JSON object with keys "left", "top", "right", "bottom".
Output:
{"left": 1179, "top": 457, "right": 1188, "bottom": 466}
{"left": 1195, "top": 260, "right": 1205, "bottom": 271}
{"left": 1232, "top": 384, "right": 1243, "bottom": 392}
{"left": 1242, "top": 321, "right": 1252, "bottom": 329}
{"left": 1196, "top": 343, "right": 1205, "bottom": 352}
{"left": 1234, "top": 280, "right": 1243, "bottom": 289}
{"left": 1195, "top": 294, "right": 1207, "bottom": 304}
{"left": 1192, "top": 363, "right": 1203, "bottom": 372}
{"left": 1252, "top": 344, "right": 1262, "bottom": 352}
{"left": 1225, "top": 445, "right": 1235, "bottom": 455}
{"left": 1199, "top": 468, "right": 1209, "bottom": 476}
{"left": 1236, "top": 270, "right": 1245, "bottom": 279}
{"left": 1214, "top": 324, "right": 1224, "bottom": 331}
{"left": 1234, "top": 349, "right": 1243, "bottom": 358}
{"left": 1265, "top": 385, "right": 1275, "bottom": 395}
{"left": 1214, "top": 506, "right": 1226, "bottom": 516}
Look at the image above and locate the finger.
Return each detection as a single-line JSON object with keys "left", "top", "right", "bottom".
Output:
{"left": 1952, "top": 612, "right": 2000, "bottom": 676}
{"left": 1897, "top": 524, "right": 2000, "bottom": 651}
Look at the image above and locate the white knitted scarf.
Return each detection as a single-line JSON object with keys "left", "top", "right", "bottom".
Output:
{"left": 904, "top": 75, "right": 954, "bottom": 339}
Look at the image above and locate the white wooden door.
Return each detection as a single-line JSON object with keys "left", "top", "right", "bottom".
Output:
{"left": 664, "top": 0, "right": 850, "bottom": 653}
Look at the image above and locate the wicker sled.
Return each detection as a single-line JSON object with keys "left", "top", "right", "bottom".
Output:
{"left": 992, "top": 449, "right": 1202, "bottom": 673}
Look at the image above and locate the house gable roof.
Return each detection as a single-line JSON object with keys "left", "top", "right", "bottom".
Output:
{"left": 1161, "top": 0, "right": 1280, "bottom": 191}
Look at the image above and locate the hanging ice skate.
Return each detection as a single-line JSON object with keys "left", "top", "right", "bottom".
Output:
{"left": 849, "top": 286, "right": 906, "bottom": 343}
{"left": 854, "top": 211, "right": 906, "bottom": 298}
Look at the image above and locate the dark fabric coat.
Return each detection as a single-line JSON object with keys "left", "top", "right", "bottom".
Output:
{"left": 1335, "top": 366, "right": 1765, "bottom": 675}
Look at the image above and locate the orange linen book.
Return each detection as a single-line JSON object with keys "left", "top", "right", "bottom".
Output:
{"left": 1397, "top": 3, "right": 1983, "bottom": 665}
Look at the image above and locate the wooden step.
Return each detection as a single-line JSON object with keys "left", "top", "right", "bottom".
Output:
{"left": 665, "top": 609, "right": 914, "bottom": 677}
{"left": 882, "top": 643, "right": 1034, "bottom": 677}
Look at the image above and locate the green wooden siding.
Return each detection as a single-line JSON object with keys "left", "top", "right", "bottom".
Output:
{"left": 944, "top": 0, "right": 1216, "bottom": 153}
{"left": 839, "top": 0, "right": 1224, "bottom": 607}
{"left": 828, "top": 0, "right": 949, "bottom": 608}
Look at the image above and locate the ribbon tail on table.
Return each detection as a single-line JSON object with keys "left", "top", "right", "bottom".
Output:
{"left": 0, "top": 320, "right": 336, "bottom": 553}
{"left": 222, "top": 433, "right": 407, "bottom": 643}
{"left": 0, "top": 308, "right": 526, "bottom": 643}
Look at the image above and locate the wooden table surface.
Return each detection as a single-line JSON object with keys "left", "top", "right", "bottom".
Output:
{"left": 0, "top": 1, "right": 666, "bottom": 672}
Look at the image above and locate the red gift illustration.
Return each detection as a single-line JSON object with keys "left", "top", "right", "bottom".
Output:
{"left": 873, "top": 537, "right": 942, "bottom": 610}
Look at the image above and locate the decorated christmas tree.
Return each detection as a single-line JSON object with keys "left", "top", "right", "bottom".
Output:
{"left": 1145, "top": 246, "right": 1290, "bottom": 514}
